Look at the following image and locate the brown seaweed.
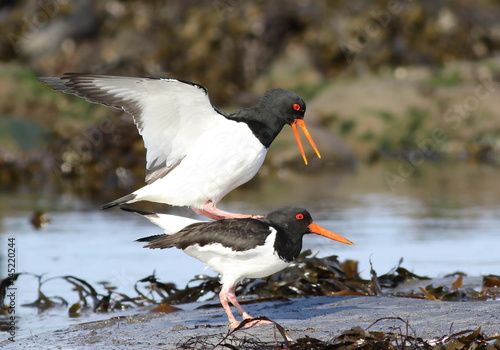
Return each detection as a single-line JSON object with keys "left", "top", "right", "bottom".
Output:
{"left": 3, "top": 253, "right": 498, "bottom": 320}
{"left": 177, "top": 316, "right": 500, "bottom": 350}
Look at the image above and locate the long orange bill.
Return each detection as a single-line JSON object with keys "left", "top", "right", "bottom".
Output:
{"left": 308, "top": 222, "right": 355, "bottom": 245}
{"left": 291, "top": 119, "right": 322, "bottom": 165}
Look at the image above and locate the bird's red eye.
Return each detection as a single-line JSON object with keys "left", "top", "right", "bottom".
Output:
{"left": 293, "top": 103, "right": 301, "bottom": 111}
{"left": 296, "top": 213, "right": 304, "bottom": 220}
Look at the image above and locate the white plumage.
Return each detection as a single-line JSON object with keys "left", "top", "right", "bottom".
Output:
{"left": 40, "top": 74, "right": 317, "bottom": 219}
{"left": 184, "top": 229, "right": 290, "bottom": 287}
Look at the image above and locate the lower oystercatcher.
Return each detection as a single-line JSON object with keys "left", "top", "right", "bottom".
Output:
{"left": 39, "top": 74, "right": 321, "bottom": 219}
{"left": 125, "top": 206, "right": 354, "bottom": 329}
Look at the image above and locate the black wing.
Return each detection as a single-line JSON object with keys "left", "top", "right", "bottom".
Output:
{"left": 138, "top": 219, "right": 272, "bottom": 251}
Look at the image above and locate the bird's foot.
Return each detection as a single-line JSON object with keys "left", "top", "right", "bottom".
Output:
{"left": 230, "top": 316, "right": 274, "bottom": 330}
{"left": 241, "top": 312, "right": 253, "bottom": 320}
{"left": 229, "top": 320, "right": 241, "bottom": 329}
{"left": 226, "top": 213, "right": 264, "bottom": 219}
{"left": 191, "top": 202, "right": 263, "bottom": 220}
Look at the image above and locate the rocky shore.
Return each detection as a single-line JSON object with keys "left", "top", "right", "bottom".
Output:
{"left": 5, "top": 292, "right": 500, "bottom": 349}
{"left": 3, "top": 276, "right": 499, "bottom": 349}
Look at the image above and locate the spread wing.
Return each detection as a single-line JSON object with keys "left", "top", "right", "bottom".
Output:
{"left": 39, "top": 73, "right": 227, "bottom": 183}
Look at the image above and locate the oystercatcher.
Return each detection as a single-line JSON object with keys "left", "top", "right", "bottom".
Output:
{"left": 40, "top": 74, "right": 321, "bottom": 219}
{"left": 125, "top": 206, "right": 354, "bottom": 329}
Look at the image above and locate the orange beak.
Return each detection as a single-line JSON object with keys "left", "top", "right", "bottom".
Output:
{"left": 308, "top": 222, "right": 355, "bottom": 245}
{"left": 291, "top": 119, "right": 321, "bottom": 165}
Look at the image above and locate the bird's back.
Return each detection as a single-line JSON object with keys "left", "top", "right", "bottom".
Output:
{"left": 132, "top": 120, "right": 267, "bottom": 207}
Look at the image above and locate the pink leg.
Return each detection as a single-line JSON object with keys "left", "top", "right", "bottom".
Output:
{"left": 226, "top": 286, "right": 253, "bottom": 320}
{"left": 219, "top": 287, "right": 240, "bottom": 329}
{"left": 191, "top": 201, "right": 264, "bottom": 220}
{"left": 220, "top": 285, "right": 273, "bottom": 329}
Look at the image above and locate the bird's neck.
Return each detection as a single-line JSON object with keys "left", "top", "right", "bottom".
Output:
{"left": 227, "top": 108, "right": 286, "bottom": 148}
{"left": 273, "top": 228, "right": 303, "bottom": 263}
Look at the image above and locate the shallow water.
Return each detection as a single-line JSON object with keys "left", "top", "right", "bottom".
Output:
{"left": 1, "top": 160, "right": 500, "bottom": 339}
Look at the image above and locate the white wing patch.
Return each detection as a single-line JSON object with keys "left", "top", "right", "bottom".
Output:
{"left": 143, "top": 213, "right": 202, "bottom": 235}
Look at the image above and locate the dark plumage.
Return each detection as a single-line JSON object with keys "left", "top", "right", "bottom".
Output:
{"left": 137, "top": 218, "right": 271, "bottom": 251}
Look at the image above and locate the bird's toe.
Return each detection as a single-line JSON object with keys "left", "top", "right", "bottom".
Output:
{"left": 241, "top": 318, "right": 274, "bottom": 328}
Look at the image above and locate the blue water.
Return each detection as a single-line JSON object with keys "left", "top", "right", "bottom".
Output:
{"left": 1, "top": 161, "right": 500, "bottom": 339}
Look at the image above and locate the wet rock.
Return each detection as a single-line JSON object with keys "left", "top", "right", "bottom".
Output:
{"left": 29, "top": 210, "right": 50, "bottom": 229}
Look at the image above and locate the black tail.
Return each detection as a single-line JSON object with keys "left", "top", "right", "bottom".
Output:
{"left": 120, "top": 206, "right": 157, "bottom": 216}
{"left": 135, "top": 234, "right": 166, "bottom": 243}
{"left": 122, "top": 207, "right": 168, "bottom": 245}
{"left": 101, "top": 194, "right": 137, "bottom": 210}
{"left": 136, "top": 233, "right": 177, "bottom": 249}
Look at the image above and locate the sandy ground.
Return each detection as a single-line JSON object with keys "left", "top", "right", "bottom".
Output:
{"left": 4, "top": 289, "right": 499, "bottom": 349}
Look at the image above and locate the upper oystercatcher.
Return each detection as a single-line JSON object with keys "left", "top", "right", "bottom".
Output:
{"left": 125, "top": 206, "right": 354, "bottom": 329}
{"left": 39, "top": 74, "right": 321, "bottom": 219}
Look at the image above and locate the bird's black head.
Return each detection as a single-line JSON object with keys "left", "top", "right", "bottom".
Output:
{"left": 256, "top": 89, "right": 320, "bottom": 164}
{"left": 227, "top": 88, "right": 306, "bottom": 147}
{"left": 265, "top": 206, "right": 313, "bottom": 262}
{"left": 265, "top": 206, "right": 313, "bottom": 238}
{"left": 228, "top": 88, "right": 320, "bottom": 161}
{"left": 231, "top": 88, "right": 305, "bottom": 148}
{"left": 258, "top": 88, "right": 306, "bottom": 125}
{"left": 265, "top": 206, "right": 354, "bottom": 262}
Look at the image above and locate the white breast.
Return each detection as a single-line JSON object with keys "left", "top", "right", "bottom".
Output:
{"left": 183, "top": 229, "right": 290, "bottom": 287}
{"left": 134, "top": 120, "right": 267, "bottom": 207}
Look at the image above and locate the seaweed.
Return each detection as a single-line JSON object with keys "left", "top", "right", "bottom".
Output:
{"left": 177, "top": 317, "right": 500, "bottom": 350}
{"left": 0, "top": 273, "right": 20, "bottom": 314}
{"left": 482, "top": 275, "right": 500, "bottom": 300}
{"left": 178, "top": 316, "right": 293, "bottom": 349}
{"left": 2, "top": 254, "right": 497, "bottom": 319}
{"left": 375, "top": 257, "right": 430, "bottom": 289}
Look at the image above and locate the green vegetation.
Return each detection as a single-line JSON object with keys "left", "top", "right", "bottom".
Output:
{"left": 0, "top": 65, "right": 110, "bottom": 123}
{"left": 338, "top": 119, "right": 356, "bottom": 136}
{"left": 427, "top": 69, "right": 464, "bottom": 88}
{"left": 368, "top": 107, "right": 433, "bottom": 154}
{"left": 291, "top": 80, "right": 331, "bottom": 101}
{"left": 0, "top": 116, "right": 47, "bottom": 151}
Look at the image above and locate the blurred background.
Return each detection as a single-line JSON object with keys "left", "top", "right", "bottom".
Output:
{"left": 1, "top": 0, "right": 500, "bottom": 337}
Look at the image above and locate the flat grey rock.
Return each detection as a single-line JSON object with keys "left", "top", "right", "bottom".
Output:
{"left": 4, "top": 295, "right": 499, "bottom": 349}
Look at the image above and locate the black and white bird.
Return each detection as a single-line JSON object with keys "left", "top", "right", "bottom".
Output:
{"left": 125, "top": 206, "right": 354, "bottom": 329}
{"left": 40, "top": 74, "right": 321, "bottom": 219}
